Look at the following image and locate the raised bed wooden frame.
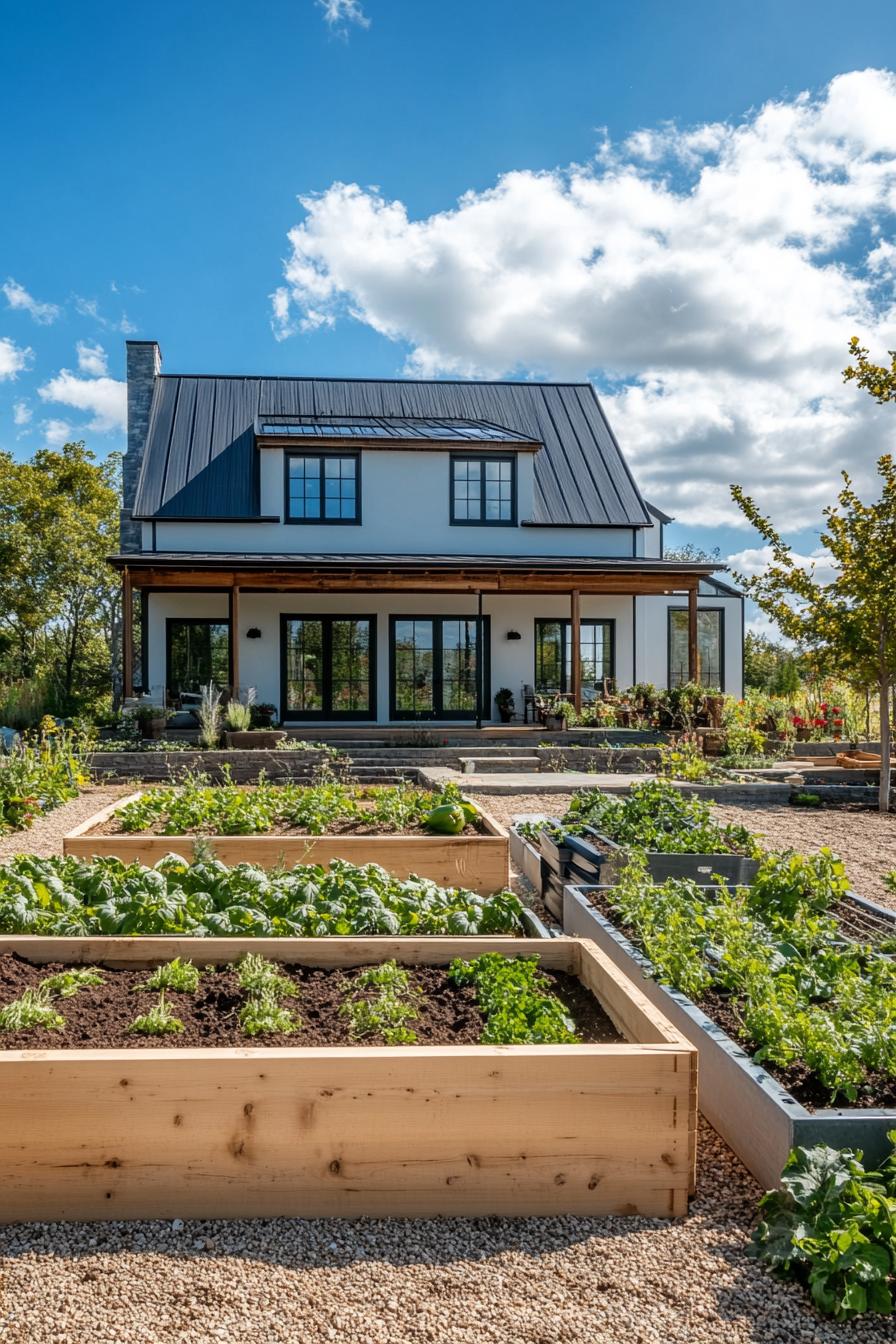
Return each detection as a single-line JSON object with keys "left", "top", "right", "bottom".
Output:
{"left": 0, "top": 936, "right": 695, "bottom": 1223}
{"left": 563, "top": 884, "right": 896, "bottom": 1189}
{"left": 64, "top": 793, "right": 510, "bottom": 895}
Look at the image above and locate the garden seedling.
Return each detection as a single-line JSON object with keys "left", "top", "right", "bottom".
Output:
{"left": 239, "top": 989, "right": 300, "bottom": 1037}
{"left": 128, "top": 991, "right": 184, "bottom": 1036}
{"left": 0, "top": 965, "right": 104, "bottom": 1033}
{"left": 136, "top": 958, "right": 201, "bottom": 993}
{"left": 340, "top": 959, "right": 420, "bottom": 1044}
{"left": 449, "top": 954, "right": 578, "bottom": 1045}
{"left": 237, "top": 953, "right": 296, "bottom": 999}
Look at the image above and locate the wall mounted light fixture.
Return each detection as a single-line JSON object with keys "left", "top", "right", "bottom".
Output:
{"left": 506, "top": 630, "right": 522, "bottom": 641}
{"left": 246, "top": 627, "right": 262, "bottom": 639}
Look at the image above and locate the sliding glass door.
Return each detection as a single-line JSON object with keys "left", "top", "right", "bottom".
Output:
{"left": 390, "top": 616, "right": 489, "bottom": 719}
{"left": 281, "top": 616, "right": 375, "bottom": 719}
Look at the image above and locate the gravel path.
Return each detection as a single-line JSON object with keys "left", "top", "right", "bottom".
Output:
{"left": 0, "top": 785, "right": 132, "bottom": 863}
{"left": 475, "top": 791, "right": 896, "bottom": 912}
{"left": 0, "top": 1120, "right": 890, "bottom": 1344}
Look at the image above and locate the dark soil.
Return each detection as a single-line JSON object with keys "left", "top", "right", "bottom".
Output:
{"left": 584, "top": 890, "right": 896, "bottom": 1112}
{"left": 0, "top": 954, "right": 621, "bottom": 1051}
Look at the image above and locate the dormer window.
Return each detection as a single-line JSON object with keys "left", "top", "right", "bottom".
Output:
{"left": 285, "top": 452, "right": 360, "bottom": 524}
{"left": 450, "top": 454, "right": 516, "bottom": 525}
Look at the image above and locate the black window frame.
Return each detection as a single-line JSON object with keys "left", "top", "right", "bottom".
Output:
{"left": 279, "top": 614, "right": 377, "bottom": 721}
{"left": 449, "top": 453, "right": 517, "bottom": 527}
{"left": 667, "top": 606, "right": 725, "bottom": 690}
{"left": 283, "top": 451, "right": 362, "bottom": 525}
{"left": 389, "top": 615, "right": 491, "bottom": 720}
{"left": 534, "top": 618, "right": 616, "bottom": 694}
{"left": 165, "top": 618, "right": 231, "bottom": 698}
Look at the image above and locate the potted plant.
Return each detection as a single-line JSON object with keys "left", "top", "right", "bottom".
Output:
{"left": 544, "top": 697, "right": 575, "bottom": 731}
{"left": 252, "top": 702, "right": 278, "bottom": 729}
{"left": 224, "top": 689, "right": 286, "bottom": 749}
{"left": 134, "top": 704, "right": 168, "bottom": 741}
{"left": 494, "top": 688, "right": 515, "bottom": 724}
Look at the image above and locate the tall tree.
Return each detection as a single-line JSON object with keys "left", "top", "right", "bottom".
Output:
{"left": 0, "top": 442, "right": 120, "bottom": 716}
{"left": 731, "top": 458, "right": 896, "bottom": 811}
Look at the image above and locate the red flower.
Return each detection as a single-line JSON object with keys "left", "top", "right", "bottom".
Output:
{"left": 830, "top": 706, "right": 841, "bottom": 714}
{"left": 812, "top": 717, "right": 826, "bottom": 727}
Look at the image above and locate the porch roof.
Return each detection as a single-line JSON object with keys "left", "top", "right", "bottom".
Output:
{"left": 109, "top": 551, "right": 721, "bottom": 595}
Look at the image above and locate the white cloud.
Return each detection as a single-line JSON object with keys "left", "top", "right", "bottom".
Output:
{"left": 73, "top": 295, "right": 137, "bottom": 335}
{"left": 0, "top": 337, "right": 32, "bottom": 380}
{"left": 2, "top": 278, "right": 61, "bottom": 325}
{"left": 37, "top": 369, "right": 126, "bottom": 433}
{"left": 318, "top": 0, "right": 369, "bottom": 31}
{"left": 76, "top": 340, "right": 108, "bottom": 376}
{"left": 272, "top": 67, "right": 896, "bottom": 529}
{"left": 727, "top": 544, "right": 839, "bottom": 588}
{"left": 41, "top": 418, "right": 74, "bottom": 447}
{"left": 12, "top": 400, "right": 31, "bottom": 425}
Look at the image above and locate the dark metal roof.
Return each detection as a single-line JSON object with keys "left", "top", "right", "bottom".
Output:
{"left": 133, "top": 377, "right": 653, "bottom": 527}
{"left": 111, "top": 551, "right": 720, "bottom": 575}
{"left": 256, "top": 415, "right": 539, "bottom": 444}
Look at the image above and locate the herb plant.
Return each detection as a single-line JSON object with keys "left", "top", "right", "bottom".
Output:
{"left": 449, "top": 954, "right": 578, "bottom": 1044}
{"left": 340, "top": 960, "right": 420, "bottom": 1044}
{"left": 0, "top": 965, "right": 104, "bottom": 1033}
{"left": 237, "top": 954, "right": 300, "bottom": 1037}
{"left": 129, "top": 991, "right": 184, "bottom": 1036}
{"left": 752, "top": 1135, "right": 896, "bottom": 1320}
{"left": 136, "top": 958, "right": 200, "bottom": 993}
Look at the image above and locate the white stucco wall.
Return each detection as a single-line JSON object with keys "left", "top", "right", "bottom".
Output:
{"left": 635, "top": 594, "right": 744, "bottom": 698}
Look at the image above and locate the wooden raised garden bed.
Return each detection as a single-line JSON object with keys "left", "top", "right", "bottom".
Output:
{"left": 0, "top": 935, "right": 695, "bottom": 1222}
{"left": 563, "top": 885, "right": 896, "bottom": 1189}
{"left": 64, "top": 793, "right": 510, "bottom": 896}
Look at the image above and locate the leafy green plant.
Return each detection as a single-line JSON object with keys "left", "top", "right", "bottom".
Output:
{"left": 128, "top": 991, "right": 184, "bottom": 1036}
{"left": 791, "top": 791, "right": 822, "bottom": 808}
{"left": 449, "top": 954, "right": 578, "bottom": 1044}
{"left": 0, "top": 722, "right": 89, "bottom": 834}
{"left": 561, "top": 779, "right": 759, "bottom": 856}
{"left": 40, "top": 968, "right": 104, "bottom": 997}
{"left": 340, "top": 959, "right": 420, "bottom": 1044}
{"left": 751, "top": 1135, "right": 896, "bottom": 1320}
{"left": 136, "top": 958, "right": 200, "bottom": 993}
{"left": 0, "top": 852, "right": 523, "bottom": 939}
{"left": 237, "top": 953, "right": 296, "bottom": 999}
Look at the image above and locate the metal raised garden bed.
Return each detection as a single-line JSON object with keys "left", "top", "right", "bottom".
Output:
{"left": 563, "top": 883, "right": 896, "bottom": 1189}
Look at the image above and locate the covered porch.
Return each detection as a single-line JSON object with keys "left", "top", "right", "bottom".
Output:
{"left": 111, "top": 553, "right": 718, "bottom": 726}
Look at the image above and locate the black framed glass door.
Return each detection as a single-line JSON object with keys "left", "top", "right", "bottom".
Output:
{"left": 281, "top": 616, "right": 375, "bottom": 720}
{"left": 390, "top": 616, "right": 490, "bottom": 719}
{"left": 166, "top": 619, "right": 230, "bottom": 698}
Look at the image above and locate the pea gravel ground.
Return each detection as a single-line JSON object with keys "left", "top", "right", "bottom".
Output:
{"left": 1, "top": 785, "right": 895, "bottom": 1341}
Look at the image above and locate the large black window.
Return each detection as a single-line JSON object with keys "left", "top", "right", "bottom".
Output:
{"left": 166, "top": 620, "right": 230, "bottom": 698}
{"left": 281, "top": 616, "right": 375, "bottom": 719}
{"left": 390, "top": 616, "right": 490, "bottom": 719}
{"left": 534, "top": 619, "right": 614, "bottom": 697}
{"left": 285, "top": 453, "right": 359, "bottom": 523}
{"left": 668, "top": 608, "right": 724, "bottom": 689}
{"left": 450, "top": 455, "right": 515, "bottom": 525}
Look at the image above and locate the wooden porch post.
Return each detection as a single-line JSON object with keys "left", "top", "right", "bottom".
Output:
{"left": 688, "top": 582, "right": 698, "bottom": 684}
{"left": 122, "top": 568, "right": 133, "bottom": 700}
{"left": 229, "top": 585, "right": 240, "bottom": 697}
{"left": 570, "top": 589, "right": 582, "bottom": 712}
{"left": 475, "top": 589, "right": 483, "bottom": 730}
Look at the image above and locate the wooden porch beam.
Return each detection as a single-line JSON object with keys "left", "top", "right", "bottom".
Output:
{"left": 122, "top": 568, "right": 133, "bottom": 700}
{"left": 688, "top": 582, "right": 699, "bottom": 684}
{"left": 570, "top": 589, "right": 582, "bottom": 713}
{"left": 120, "top": 568, "right": 707, "bottom": 598}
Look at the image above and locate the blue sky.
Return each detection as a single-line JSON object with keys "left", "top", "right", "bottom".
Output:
{"left": 2, "top": 0, "right": 896, "bottom": 607}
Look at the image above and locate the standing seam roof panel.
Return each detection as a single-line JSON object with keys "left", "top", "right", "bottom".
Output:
{"left": 132, "top": 376, "right": 653, "bottom": 526}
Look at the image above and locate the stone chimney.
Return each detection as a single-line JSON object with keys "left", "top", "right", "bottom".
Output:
{"left": 120, "top": 340, "right": 162, "bottom": 551}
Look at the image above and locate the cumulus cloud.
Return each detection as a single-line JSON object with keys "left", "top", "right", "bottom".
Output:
{"left": 2, "top": 278, "right": 61, "bottom": 325}
{"left": 0, "top": 337, "right": 32, "bottom": 380}
{"left": 41, "top": 418, "right": 74, "bottom": 447}
{"left": 727, "top": 544, "right": 839, "bottom": 588}
{"left": 317, "top": 0, "right": 369, "bottom": 32}
{"left": 76, "top": 340, "right": 108, "bottom": 376}
{"left": 37, "top": 369, "right": 126, "bottom": 433}
{"left": 272, "top": 68, "right": 896, "bottom": 529}
{"left": 12, "top": 400, "right": 31, "bottom": 426}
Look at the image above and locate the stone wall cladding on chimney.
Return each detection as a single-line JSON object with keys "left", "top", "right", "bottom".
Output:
{"left": 120, "top": 340, "right": 161, "bottom": 551}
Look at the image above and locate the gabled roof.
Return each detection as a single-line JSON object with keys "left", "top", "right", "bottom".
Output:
{"left": 132, "top": 376, "right": 653, "bottom": 528}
